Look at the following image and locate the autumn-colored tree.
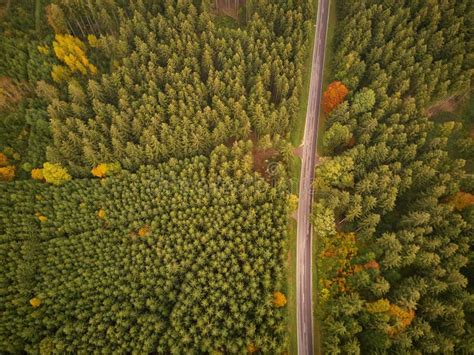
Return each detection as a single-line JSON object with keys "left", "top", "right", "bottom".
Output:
{"left": 288, "top": 194, "right": 298, "bottom": 212}
{"left": 91, "top": 163, "right": 121, "bottom": 178}
{"left": 273, "top": 291, "right": 287, "bottom": 307}
{"left": 0, "top": 153, "right": 8, "bottom": 166}
{"left": 87, "top": 34, "right": 99, "bottom": 48}
{"left": 138, "top": 225, "right": 150, "bottom": 237}
{"left": 247, "top": 343, "right": 258, "bottom": 353}
{"left": 91, "top": 164, "right": 107, "bottom": 178}
{"left": 51, "top": 65, "right": 71, "bottom": 83}
{"left": 388, "top": 304, "right": 415, "bottom": 329}
{"left": 448, "top": 192, "right": 474, "bottom": 211}
{"left": 320, "top": 232, "right": 358, "bottom": 293}
{"left": 30, "top": 297, "right": 41, "bottom": 308}
{"left": 363, "top": 260, "right": 380, "bottom": 270}
{"left": 367, "top": 299, "right": 415, "bottom": 335}
{"left": 35, "top": 212, "right": 48, "bottom": 223}
{"left": 322, "top": 81, "right": 349, "bottom": 113}
{"left": 31, "top": 168, "right": 44, "bottom": 181}
{"left": 52, "top": 34, "right": 97, "bottom": 80}
{"left": 97, "top": 208, "right": 106, "bottom": 219}
{"left": 42, "top": 162, "right": 71, "bottom": 185}
{"left": 0, "top": 165, "right": 15, "bottom": 181}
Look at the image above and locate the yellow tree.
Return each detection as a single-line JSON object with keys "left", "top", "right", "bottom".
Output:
{"left": 52, "top": 34, "right": 97, "bottom": 82}
{"left": 41, "top": 163, "right": 71, "bottom": 185}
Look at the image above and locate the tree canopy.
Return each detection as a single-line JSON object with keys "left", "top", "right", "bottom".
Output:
{"left": 315, "top": 0, "right": 473, "bottom": 353}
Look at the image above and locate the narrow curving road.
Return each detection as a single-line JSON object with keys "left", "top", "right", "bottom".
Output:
{"left": 296, "top": 0, "right": 330, "bottom": 354}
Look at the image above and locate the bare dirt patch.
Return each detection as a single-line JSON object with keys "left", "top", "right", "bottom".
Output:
{"left": 213, "top": 0, "right": 245, "bottom": 19}
{"left": 426, "top": 93, "right": 467, "bottom": 117}
{"left": 252, "top": 144, "right": 278, "bottom": 178}
{"left": 0, "top": 76, "right": 28, "bottom": 110}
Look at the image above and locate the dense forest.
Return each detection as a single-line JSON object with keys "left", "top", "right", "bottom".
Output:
{"left": 1, "top": 0, "right": 472, "bottom": 353}
{"left": 315, "top": 0, "right": 473, "bottom": 353}
{"left": 1, "top": 0, "right": 312, "bottom": 177}
{"left": 0, "top": 0, "right": 312, "bottom": 353}
{"left": 1, "top": 144, "right": 290, "bottom": 353}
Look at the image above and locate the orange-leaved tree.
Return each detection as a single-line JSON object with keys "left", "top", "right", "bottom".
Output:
{"left": 0, "top": 165, "right": 15, "bottom": 181}
{"left": 448, "top": 191, "right": 474, "bottom": 211}
{"left": 322, "top": 81, "right": 349, "bottom": 113}
{"left": 91, "top": 162, "right": 121, "bottom": 178}
{"left": 0, "top": 152, "right": 8, "bottom": 166}
{"left": 273, "top": 291, "right": 287, "bottom": 307}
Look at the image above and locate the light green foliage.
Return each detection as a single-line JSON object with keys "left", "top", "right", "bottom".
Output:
{"left": 351, "top": 88, "right": 375, "bottom": 114}
{"left": 322, "top": 123, "right": 351, "bottom": 154}
{"left": 312, "top": 202, "right": 337, "bottom": 240}
{"left": 0, "top": 146, "right": 289, "bottom": 353}
{"left": 315, "top": 156, "right": 354, "bottom": 189}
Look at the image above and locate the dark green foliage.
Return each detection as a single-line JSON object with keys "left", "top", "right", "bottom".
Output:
{"left": 46, "top": 0, "right": 311, "bottom": 175}
{"left": 315, "top": 0, "right": 473, "bottom": 353}
{"left": 0, "top": 98, "right": 51, "bottom": 177}
{"left": 0, "top": 2, "right": 55, "bottom": 177}
{"left": 0, "top": 144, "right": 289, "bottom": 353}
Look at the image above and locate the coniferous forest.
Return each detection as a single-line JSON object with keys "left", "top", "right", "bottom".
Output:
{"left": 315, "top": 0, "right": 473, "bottom": 353}
{"left": 1, "top": 0, "right": 311, "bottom": 177}
{"left": 0, "top": 0, "right": 473, "bottom": 353}
{"left": 0, "top": 0, "right": 311, "bottom": 353}
{"left": 1, "top": 144, "right": 290, "bottom": 353}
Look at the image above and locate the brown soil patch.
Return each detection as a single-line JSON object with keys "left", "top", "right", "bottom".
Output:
{"left": 0, "top": 76, "right": 28, "bottom": 110}
{"left": 213, "top": 0, "right": 245, "bottom": 19}
{"left": 252, "top": 145, "right": 278, "bottom": 178}
{"left": 426, "top": 94, "right": 466, "bottom": 117}
{"left": 0, "top": 1, "right": 10, "bottom": 18}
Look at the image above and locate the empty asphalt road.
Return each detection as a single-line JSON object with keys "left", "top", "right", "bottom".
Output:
{"left": 296, "top": 0, "right": 330, "bottom": 354}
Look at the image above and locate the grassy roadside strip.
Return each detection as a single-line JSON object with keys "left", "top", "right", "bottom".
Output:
{"left": 287, "top": 1, "right": 318, "bottom": 354}
{"left": 316, "top": 0, "right": 337, "bottom": 152}
{"left": 290, "top": 19, "right": 316, "bottom": 148}
{"left": 313, "top": 0, "right": 337, "bottom": 354}
{"left": 287, "top": 219, "right": 298, "bottom": 355}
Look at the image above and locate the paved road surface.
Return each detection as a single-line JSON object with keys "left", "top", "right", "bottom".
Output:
{"left": 296, "top": 0, "right": 330, "bottom": 354}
